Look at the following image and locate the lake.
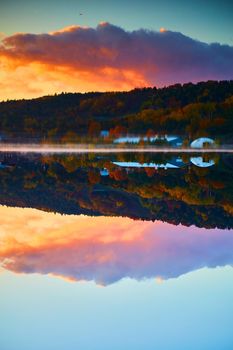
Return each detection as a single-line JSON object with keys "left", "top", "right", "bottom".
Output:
{"left": 0, "top": 151, "right": 233, "bottom": 350}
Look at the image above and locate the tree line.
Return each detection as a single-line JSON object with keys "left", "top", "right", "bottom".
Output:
{"left": 0, "top": 80, "right": 233, "bottom": 141}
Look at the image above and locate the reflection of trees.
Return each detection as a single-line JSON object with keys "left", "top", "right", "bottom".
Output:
{"left": 110, "top": 168, "right": 127, "bottom": 181}
{"left": 0, "top": 153, "right": 232, "bottom": 228}
{"left": 88, "top": 169, "right": 101, "bottom": 184}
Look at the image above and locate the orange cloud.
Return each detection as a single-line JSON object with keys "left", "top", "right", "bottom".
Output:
{"left": 1, "top": 23, "right": 233, "bottom": 100}
{"left": 0, "top": 57, "right": 147, "bottom": 100}
{"left": 1, "top": 206, "right": 233, "bottom": 285}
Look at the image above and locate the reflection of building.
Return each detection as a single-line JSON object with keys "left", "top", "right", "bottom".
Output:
{"left": 111, "top": 155, "right": 215, "bottom": 170}
{"left": 0, "top": 162, "right": 10, "bottom": 169}
{"left": 190, "top": 157, "right": 215, "bottom": 168}
{"left": 0, "top": 153, "right": 17, "bottom": 168}
{"left": 112, "top": 157, "right": 185, "bottom": 170}
{"left": 100, "top": 168, "right": 109, "bottom": 176}
{"left": 190, "top": 137, "right": 214, "bottom": 148}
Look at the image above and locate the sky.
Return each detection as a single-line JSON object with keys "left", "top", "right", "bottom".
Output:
{"left": 1, "top": 0, "right": 233, "bottom": 44}
{"left": 0, "top": 0, "right": 233, "bottom": 100}
{"left": 1, "top": 267, "right": 233, "bottom": 350}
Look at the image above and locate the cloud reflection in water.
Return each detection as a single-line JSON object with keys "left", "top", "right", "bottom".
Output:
{"left": 0, "top": 206, "right": 232, "bottom": 285}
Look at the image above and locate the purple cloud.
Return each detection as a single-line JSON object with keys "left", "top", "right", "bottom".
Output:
{"left": 1, "top": 218, "right": 233, "bottom": 285}
{"left": 1, "top": 22, "right": 233, "bottom": 92}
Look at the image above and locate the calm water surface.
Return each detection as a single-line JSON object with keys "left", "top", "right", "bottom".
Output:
{"left": 0, "top": 152, "right": 233, "bottom": 350}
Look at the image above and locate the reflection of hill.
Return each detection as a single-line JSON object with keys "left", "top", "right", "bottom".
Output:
{"left": 0, "top": 153, "right": 232, "bottom": 229}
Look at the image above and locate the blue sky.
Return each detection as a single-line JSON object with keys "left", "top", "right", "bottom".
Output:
{"left": 1, "top": 0, "right": 233, "bottom": 44}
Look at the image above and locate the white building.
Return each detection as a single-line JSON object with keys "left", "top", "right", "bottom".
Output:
{"left": 190, "top": 137, "right": 215, "bottom": 148}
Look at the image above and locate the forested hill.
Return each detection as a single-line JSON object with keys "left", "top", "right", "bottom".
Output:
{"left": 0, "top": 80, "right": 233, "bottom": 140}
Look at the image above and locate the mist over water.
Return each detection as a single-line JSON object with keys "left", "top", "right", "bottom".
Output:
{"left": 0, "top": 144, "right": 232, "bottom": 153}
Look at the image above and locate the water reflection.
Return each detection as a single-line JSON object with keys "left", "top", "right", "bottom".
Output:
{"left": 0, "top": 152, "right": 232, "bottom": 284}
{"left": 0, "top": 151, "right": 233, "bottom": 350}
{"left": 0, "top": 207, "right": 233, "bottom": 285}
{"left": 0, "top": 152, "right": 232, "bottom": 228}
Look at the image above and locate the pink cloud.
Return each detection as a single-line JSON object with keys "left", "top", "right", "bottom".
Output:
{"left": 0, "top": 207, "right": 233, "bottom": 285}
